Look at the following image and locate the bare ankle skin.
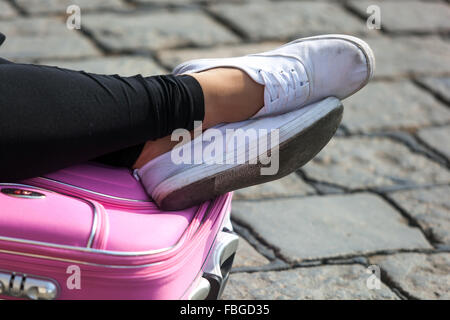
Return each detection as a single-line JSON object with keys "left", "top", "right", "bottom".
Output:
{"left": 132, "top": 68, "right": 264, "bottom": 169}
{"left": 189, "top": 68, "right": 264, "bottom": 128}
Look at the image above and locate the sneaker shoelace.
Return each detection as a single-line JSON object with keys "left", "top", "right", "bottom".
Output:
{"left": 258, "top": 67, "right": 307, "bottom": 111}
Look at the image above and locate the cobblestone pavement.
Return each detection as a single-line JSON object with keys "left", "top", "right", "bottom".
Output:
{"left": 1, "top": 0, "right": 449, "bottom": 300}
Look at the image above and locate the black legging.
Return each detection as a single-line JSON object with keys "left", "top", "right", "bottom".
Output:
{"left": 0, "top": 35, "right": 204, "bottom": 181}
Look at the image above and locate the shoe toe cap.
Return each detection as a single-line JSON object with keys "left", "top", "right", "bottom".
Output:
{"left": 321, "top": 38, "right": 374, "bottom": 99}
{"left": 287, "top": 36, "right": 375, "bottom": 101}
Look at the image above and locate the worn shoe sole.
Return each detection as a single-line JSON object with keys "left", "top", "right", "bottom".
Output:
{"left": 154, "top": 97, "right": 343, "bottom": 210}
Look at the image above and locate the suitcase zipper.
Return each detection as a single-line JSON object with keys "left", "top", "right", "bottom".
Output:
{"left": 25, "top": 177, "right": 155, "bottom": 210}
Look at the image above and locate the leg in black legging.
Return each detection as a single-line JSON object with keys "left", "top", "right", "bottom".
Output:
{"left": 0, "top": 60, "right": 204, "bottom": 181}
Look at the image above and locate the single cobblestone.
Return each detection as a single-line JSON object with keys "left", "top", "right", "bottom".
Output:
{"left": 417, "top": 125, "right": 450, "bottom": 161}
{"left": 40, "top": 56, "right": 167, "bottom": 76}
{"left": 210, "top": 1, "right": 368, "bottom": 41}
{"left": 0, "top": 17, "right": 99, "bottom": 60}
{"left": 342, "top": 81, "right": 450, "bottom": 133}
{"left": 0, "top": 0, "right": 16, "bottom": 18}
{"left": 222, "top": 265, "right": 399, "bottom": 299}
{"left": 303, "top": 137, "right": 450, "bottom": 190}
{"left": 157, "top": 42, "right": 283, "bottom": 70}
{"left": 15, "top": 0, "right": 128, "bottom": 14}
{"left": 417, "top": 77, "right": 450, "bottom": 105}
{"left": 370, "top": 253, "right": 450, "bottom": 300}
{"left": 365, "top": 37, "right": 450, "bottom": 78}
{"left": 348, "top": 1, "right": 450, "bottom": 34}
{"left": 232, "top": 238, "right": 270, "bottom": 269}
{"left": 233, "top": 173, "right": 315, "bottom": 200}
{"left": 232, "top": 193, "right": 431, "bottom": 262}
{"left": 82, "top": 11, "right": 240, "bottom": 52}
{"left": 388, "top": 186, "right": 450, "bottom": 246}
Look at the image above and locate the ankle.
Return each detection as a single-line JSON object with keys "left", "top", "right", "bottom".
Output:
{"left": 188, "top": 72, "right": 221, "bottom": 128}
{"left": 189, "top": 68, "right": 264, "bottom": 128}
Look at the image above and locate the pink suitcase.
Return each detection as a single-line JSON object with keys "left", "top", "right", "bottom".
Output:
{"left": 0, "top": 162, "right": 237, "bottom": 300}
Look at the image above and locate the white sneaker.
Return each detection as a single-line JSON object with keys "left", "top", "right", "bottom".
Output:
{"left": 137, "top": 97, "right": 343, "bottom": 210}
{"left": 173, "top": 34, "right": 375, "bottom": 119}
